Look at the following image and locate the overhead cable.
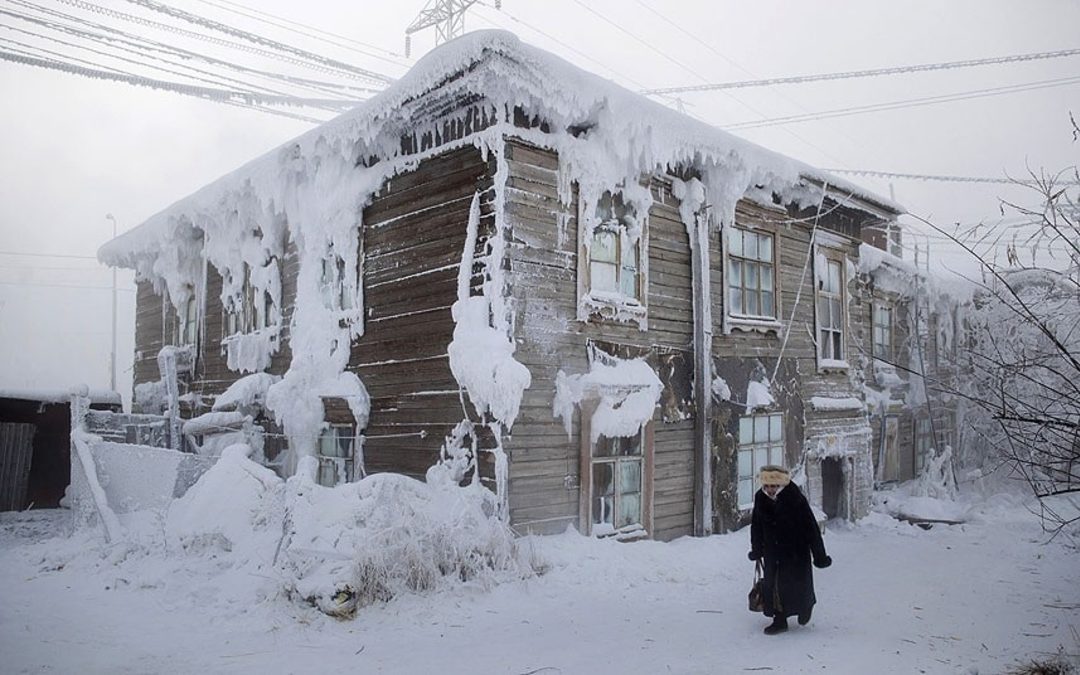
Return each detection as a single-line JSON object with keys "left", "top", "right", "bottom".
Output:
{"left": 824, "top": 169, "right": 1080, "bottom": 186}
{"left": 190, "top": 0, "right": 409, "bottom": 67}
{"left": 641, "top": 47, "right": 1080, "bottom": 96}
{"left": 0, "top": 50, "right": 339, "bottom": 122}
{"left": 47, "top": 0, "right": 387, "bottom": 86}
{"left": 726, "top": 75, "right": 1080, "bottom": 129}
{"left": 122, "top": 0, "right": 392, "bottom": 84}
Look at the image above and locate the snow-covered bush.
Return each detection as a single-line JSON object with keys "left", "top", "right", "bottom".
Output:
{"left": 166, "top": 443, "right": 539, "bottom": 618}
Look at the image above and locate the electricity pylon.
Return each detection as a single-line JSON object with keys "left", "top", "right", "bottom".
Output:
{"left": 405, "top": 0, "right": 496, "bottom": 57}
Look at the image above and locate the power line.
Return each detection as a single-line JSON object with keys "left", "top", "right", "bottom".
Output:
{"left": 123, "top": 0, "right": 392, "bottom": 85}
{"left": 0, "top": 250, "right": 98, "bottom": 259}
{"left": 825, "top": 169, "right": 1080, "bottom": 186}
{"left": 641, "top": 46, "right": 1080, "bottom": 96}
{"left": 0, "top": 50, "right": 340, "bottom": 122}
{"left": 190, "top": 0, "right": 409, "bottom": 66}
{"left": 626, "top": 0, "right": 859, "bottom": 185}
{"left": 726, "top": 75, "right": 1080, "bottom": 130}
{"left": 6, "top": 1, "right": 382, "bottom": 98}
{"left": 51, "top": 0, "right": 388, "bottom": 84}
{"left": 0, "top": 280, "right": 135, "bottom": 291}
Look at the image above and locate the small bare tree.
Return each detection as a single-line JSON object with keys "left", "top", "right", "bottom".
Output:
{"left": 918, "top": 120, "right": 1079, "bottom": 536}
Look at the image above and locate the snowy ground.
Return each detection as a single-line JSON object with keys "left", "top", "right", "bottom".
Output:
{"left": 1, "top": 488, "right": 1077, "bottom": 674}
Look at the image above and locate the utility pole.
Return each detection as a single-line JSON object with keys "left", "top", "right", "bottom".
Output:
{"left": 404, "top": 0, "right": 494, "bottom": 57}
{"left": 104, "top": 213, "right": 118, "bottom": 394}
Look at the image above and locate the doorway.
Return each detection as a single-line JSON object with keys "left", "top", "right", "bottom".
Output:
{"left": 821, "top": 457, "right": 844, "bottom": 520}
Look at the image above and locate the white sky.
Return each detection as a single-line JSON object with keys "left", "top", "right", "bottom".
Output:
{"left": 1, "top": 0, "right": 1077, "bottom": 404}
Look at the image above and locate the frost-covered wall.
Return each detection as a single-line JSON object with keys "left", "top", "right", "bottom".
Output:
{"left": 99, "top": 30, "right": 900, "bottom": 513}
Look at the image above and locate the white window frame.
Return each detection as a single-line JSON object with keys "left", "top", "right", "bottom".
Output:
{"left": 317, "top": 424, "right": 357, "bottom": 487}
{"left": 814, "top": 246, "right": 849, "bottom": 369}
{"left": 577, "top": 189, "right": 649, "bottom": 329}
{"left": 737, "top": 412, "right": 785, "bottom": 509}
{"left": 872, "top": 302, "right": 893, "bottom": 361}
{"left": 727, "top": 226, "right": 779, "bottom": 323}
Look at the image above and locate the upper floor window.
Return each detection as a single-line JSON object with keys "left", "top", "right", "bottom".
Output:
{"left": 176, "top": 290, "right": 198, "bottom": 346}
{"left": 816, "top": 254, "right": 846, "bottom": 364}
{"left": 728, "top": 227, "right": 776, "bottom": 320}
{"left": 737, "top": 412, "right": 784, "bottom": 508}
{"left": 578, "top": 190, "right": 648, "bottom": 328}
{"left": 226, "top": 267, "right": 275, "bottom": 336}
{"left": 872, "top": 303, "right": 893, "bottom": 360}
{"left": 320, "top": 256, "right": 358, "bottom": 313}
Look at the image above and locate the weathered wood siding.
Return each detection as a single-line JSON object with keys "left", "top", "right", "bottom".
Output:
{"left": 354, "top": 145, "right": 496, "bottom": 479}
{"left": 502, "top": 139, "right": 697, "bottom": 542}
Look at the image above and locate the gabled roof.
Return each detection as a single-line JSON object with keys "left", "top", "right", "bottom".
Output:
{"left": 99, "top": 30, "right": 901, "bottom": 273}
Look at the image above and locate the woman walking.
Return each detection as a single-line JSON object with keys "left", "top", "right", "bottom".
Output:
{"left": 748, "top": 465, "right": 832, "bottom": 635}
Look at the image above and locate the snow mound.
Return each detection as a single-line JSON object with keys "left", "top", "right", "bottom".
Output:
{"left": 165, "top": 443, "right": 539, "bottom": 618}
{"left": 281, "top": 470, "right": 535, "bottom": 618}
{"left": 166, "top": 444, "right": 284, "bottom": 557}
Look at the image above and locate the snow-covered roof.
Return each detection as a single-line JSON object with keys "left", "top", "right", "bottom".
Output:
{"left": 99, "top": 30, "right": 900, "bottom": 271}
{"left": 0, "top": 387, "right": 121, "bottom": 406}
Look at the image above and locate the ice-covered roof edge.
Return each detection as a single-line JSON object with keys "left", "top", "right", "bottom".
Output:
{"left": 98, "top": 30, "right": 901, "bottom": 268}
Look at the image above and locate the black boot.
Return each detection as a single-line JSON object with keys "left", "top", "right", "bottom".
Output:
{"left": 798, "top": 606, "right": 813, "bottom": 626}
{"left": 763, "top": 615, "right": 788, "bottom": 635}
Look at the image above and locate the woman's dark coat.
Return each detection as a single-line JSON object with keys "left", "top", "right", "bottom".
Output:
{"left": 749, "top": 482, "right": 828, "bottom": 619}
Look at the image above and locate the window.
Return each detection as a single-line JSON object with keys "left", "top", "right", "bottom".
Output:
{"left": 176, "top": 291, "right": 198, "bottom": 346}
{"left": 737, "top": 413, "right": 784, "bottom": 508}
{"left": 317, "top": 424, "right": 355, "bottom": 487}
{"left": 816, "top": 255, "right": 846, "bottom": 363}
{"left": 226, "top": 267, "right": 275, "bottom": 336}
{"left": 872, "top": 303, "right": 893, "bottom": 360}
{"left": 728, "top": 227, "right": 776, "bottom": 319}
{"left": 914, "top": 417, "right": 932, "bottom": 475}
{"left": 591, "top": 432, "right": 645, "bottom": 537}
{"left": 579, "top": 190, "right": 647, "bottom": 326}
{"left": 320, "top": 256, "right": 357, "bottom": 313}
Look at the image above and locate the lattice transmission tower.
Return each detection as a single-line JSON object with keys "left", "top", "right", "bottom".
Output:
{"left": 405, "top": 0, "right": 499, "bottom": 57}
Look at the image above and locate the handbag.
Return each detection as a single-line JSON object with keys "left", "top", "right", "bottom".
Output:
{"left": 748, "top": 559, "right": 765, "bottom": 613}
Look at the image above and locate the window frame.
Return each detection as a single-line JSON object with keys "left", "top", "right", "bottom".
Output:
{"left": 224, "top": 264, "right": 276, "bottom": 337}
{"left": 872, "top": 302, "right": 893, "bottom": 361}
{"left": 736, "top": 412, "right": 785, "bottom": 509}
{"left": 914, "top": 417, "right": 932, "bottom": 475}
{"left": 814, "top": 246, "right": 849, "bottom": 369}
{"left": 726, "top": 225, "right": 779, "bottom": 323}
{"left": 316, "top": 423, "right": 357, "bottom": 487}
{"left": 319, "top": 254, "right": 363, "bottom": 325}
{"left": 579, "top": 401, "right": 654, "bottom": 539}
{"left": 174, "top": 287, "right": 199, "bottom": 347}
{"left": 577, "top": 189, "right": 649, "bottom": 329}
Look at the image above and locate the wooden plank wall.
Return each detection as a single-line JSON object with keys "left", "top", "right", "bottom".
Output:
{"left": 354, "top": 146, "right": 496, "bottom": 480}
{"left": 502, "top": 139, "right": 697, "bottom": 541}
{"left": 0, "top": 422, "right": 35, "bottom": 511}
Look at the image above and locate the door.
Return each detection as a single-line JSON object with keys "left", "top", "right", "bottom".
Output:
{"left": 821, "top": 457, "right": 843, "bottom": 520}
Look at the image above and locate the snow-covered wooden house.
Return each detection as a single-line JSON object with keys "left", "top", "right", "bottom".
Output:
{"left": 100, "top": 31, "right": 903, "bottom": 539}
{"left": 856, "top": 232, "right": 967, "bottom": 491}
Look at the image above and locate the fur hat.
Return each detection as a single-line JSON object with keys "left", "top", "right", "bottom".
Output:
{"left": 758, "top": 465, "right": 791, "bottom": 487}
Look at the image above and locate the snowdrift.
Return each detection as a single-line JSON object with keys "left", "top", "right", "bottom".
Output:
{"left": 165, "top": 445, "right": 538, "bottom": 618}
